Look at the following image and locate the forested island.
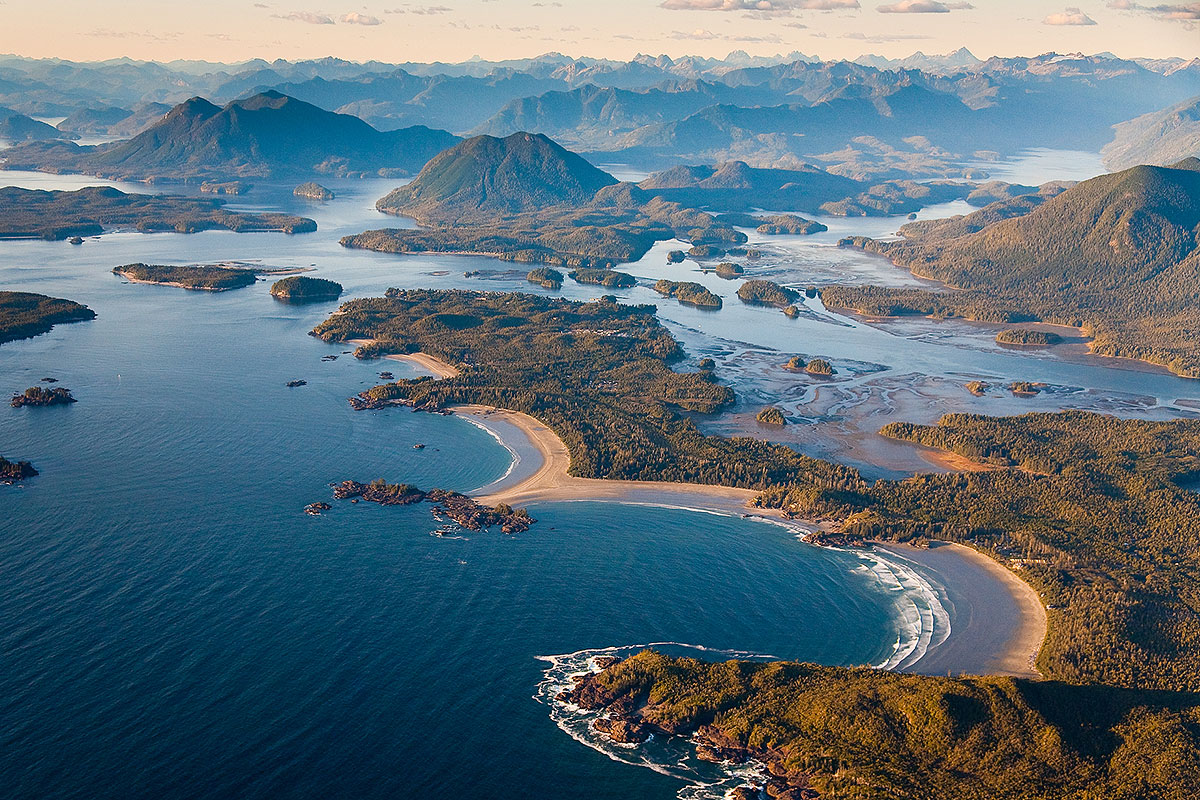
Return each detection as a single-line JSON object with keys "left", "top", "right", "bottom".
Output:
{"left": 0, "top": 186, "right": 316, "bottom": 240}
{"left": 753, "top": 214, "right": 828, "bottom": 235}
{"left": 0, "top": 291, "right": 95, "bottom": 344}
{"left": 827, "top": 159, "right": 1200, "bottom": 377}
{"left": 526, "top": 267, "right": 563, "bottom": 289}
{"left": 569, "top": 268, "right": 636, "bottom": 288}
{"left": 996, "top": 328, "right": 1062, "bottom": 346}
{"left": 269, "top": 276, "right": 343, "bottom": 302}
{"left": 293, "top": 182, "right": 334, "bottom": 200}
{"left": 114, "top": 263, "right": 259, "bottom": 291}
{"left": 737, "top": 279, "right": 800, "bottom": 308}
{"left": 653, "top": 280, "right": 722, "bottom": 309}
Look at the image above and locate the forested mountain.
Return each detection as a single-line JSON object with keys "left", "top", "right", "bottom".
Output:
{"left": 0, "top": 91, "right": 458, "bottom": 180}
{"left": 376, "top": 132, "right": 618, "bottom": 222}
{"left": 829, "top": 158, "right": 1200, "bottom": 376}
{"left": 0, "top": 109, "right": 71, "bottom": 142}
{"left": 1105, "top": 95, "right": 1200, "bottom": 170}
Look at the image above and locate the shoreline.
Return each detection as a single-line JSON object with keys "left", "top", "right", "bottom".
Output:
{"left": 369, "top": 346, "right": 1048, "bottom": 679}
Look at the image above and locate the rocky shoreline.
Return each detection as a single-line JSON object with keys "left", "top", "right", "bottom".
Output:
{"left": 558, "top": 655, "right": 817, "bottom": 800}
{"left": 327, "top": 479, "right": 535, "bottom": 533}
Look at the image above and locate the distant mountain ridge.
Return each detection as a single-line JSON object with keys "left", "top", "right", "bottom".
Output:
{"left": 1104, "top": 96, "right": 1200, "bottom": 171}
{"left": 0, "top": 91, "right": 459, "bottom": 180}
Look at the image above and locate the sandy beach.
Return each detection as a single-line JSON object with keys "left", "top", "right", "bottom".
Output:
{"left": 347, "top": 340, "right": 462, "bottom": 379}
{"left": 375, "top": 348, "right": 1048, "bottom": 679}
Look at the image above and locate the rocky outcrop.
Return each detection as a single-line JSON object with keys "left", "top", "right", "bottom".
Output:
{"left": 330, "top": 480, "right": 535, "bottom": 532}
{"left": 0, "top": 455, "right": 38, "bottom": 483}
{"left": 560, "top": 656, "right": 820, "bottom": 799}
{"left": 11, "top": 386, "right": 76, "bottom": 407}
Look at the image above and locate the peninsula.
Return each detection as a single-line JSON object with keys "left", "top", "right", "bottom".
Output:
{"left": 0, "top": 291, "right": 95, "bottom": 344}
{"left": 0, "top": 186, "right": 316, "bottom": 240}
{"left": 827, "top": 158, "right": 1200, "bottom": 377}
{"left": 313, "top": 288, "right": 1200, "bottom": 796}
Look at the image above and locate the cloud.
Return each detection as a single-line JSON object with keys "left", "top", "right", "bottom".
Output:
{"left": 1043, "top": 7, "right": 1097, "bottom": 24}
{"left": 1108, "top": 0, "right": 1200, "bottom": 19}
{"left": 386, "top": 4, "right": 452, "bottom": 12}
{"left": 669, "top": 27, "right": 783, "bottom": 40}
{"left": 660, "top": 0, "right": 859, "bottom": 12}
{"left": 842, "top": 30, "right": 932, "bottom": 39}
{"left": 275, "top": 10, "right": 335, "bottom": 23}
{"left": 877, "top": 0, "right": 972, "bottom": 11}
{"left": 341, "top": 11, "right": 383, "bottom": 23}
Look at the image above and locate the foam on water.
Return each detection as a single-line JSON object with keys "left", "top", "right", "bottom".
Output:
{"left": 535, "top": 643, "right": 780, "bottom": 800}
{"left": 853, "top": 549, "right": 951, "bottom": 669}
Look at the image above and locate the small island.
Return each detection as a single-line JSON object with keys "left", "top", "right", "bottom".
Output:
{"left": 687, "top": 244, "right": 725, "bottom": 259}
{"left": 0, "top": 291, "right": 96, "bottom": 344}
{"left": 666, "top": 250, "right": 686, "bottom": 263}
{"left": 12, "top": 386, "right": 76, "bottom": 407}
{"left": 805, "top": 358, "right": 835, "bottom": 376}
{"left": 737, "top": 279, "right": 800, "bottom": 308}
{"left": 294, "top": 182, "right": 335, "bottom": 201}
{"left": 199, "top": 181, "right": 248, "bottom": 195}
{"left": 332, "top": 479, "right": 534, "bottom": 533}
{"left": 1, "top": 455, "right": 38, "bottom": 484}
{"left": 754, "top": 214, "right": 828, "bottom": 235}
{"left": 653, "top": 280, "right": 722, "bottom": 309}
{"left": 996, "top": 328, "right": 1063, "bottom": 347}
{"left": 783, "top": 356, "right": 806, "bottom": 372}
{"left": 1009, "top": 381, "right": 1043, "bottom": 396}
{"left": 713, "top": 262, "right": 744, "bottom": 279}
{"left": 269, "top": 276, "right": 344, "bottom": 302}
{"left": 965, "top": 380, "right": 991, "bottom": 396}
{"left": 568, "top": 268, "right": 636, "bottom": 289}
{"left": 114, "top": 263, "right": 261, "bottom": 291}
{"left": 756, "top": 406, "right": 786, "bottom": 426}
{"left": 526, "top": 267, "right": 564, "bottom": 289}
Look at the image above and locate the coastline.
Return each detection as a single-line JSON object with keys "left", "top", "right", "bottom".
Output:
{"left": 347, "top": 339, "right": 462, "bottom": 379}
{"left": 370, "top": 347, "right": 1048, "bottom": 679}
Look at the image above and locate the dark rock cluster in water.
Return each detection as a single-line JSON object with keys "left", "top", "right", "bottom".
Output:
{"left": 328, "top": 479, "right": 534, "bottom": 533}
{"left": 11, "top": 386, "right": 76, "bottom": 407}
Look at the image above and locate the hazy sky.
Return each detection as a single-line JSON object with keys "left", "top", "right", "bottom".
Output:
{"left": 0, "top": 0, "right": 1196, "bottom": 64}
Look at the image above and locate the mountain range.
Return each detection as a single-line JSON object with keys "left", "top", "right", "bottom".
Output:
{"left": 0, "top": 91, "right": 458, "bottom": 180}
{"left": 2, "top": 51, "right": 1198, "bottom": 179}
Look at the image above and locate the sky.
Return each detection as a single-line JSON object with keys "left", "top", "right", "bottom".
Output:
{"left": 0, "top": 0, "right": 1196, "bottom": 64}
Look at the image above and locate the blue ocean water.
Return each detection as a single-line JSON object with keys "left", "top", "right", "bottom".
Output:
{"left": 0, "top": 260, "right": 905, "bottom": 799}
